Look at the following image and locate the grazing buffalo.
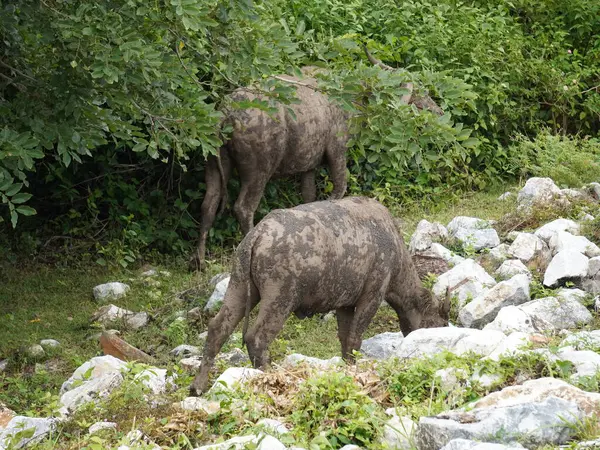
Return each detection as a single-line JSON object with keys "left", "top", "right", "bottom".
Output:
{"left": 190, "top": 197, "right": 450, "bottom": 395}
{"left": 190, "top": 69, "right": 349, "bottom": 271}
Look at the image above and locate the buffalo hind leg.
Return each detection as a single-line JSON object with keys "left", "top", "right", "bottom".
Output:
{"left": 345, "top": 285, "right": 385, "bottom": 361}
{"left": 190, "top": 281, "right": 255, "bottom": 395}
{"left": 244, "top": 287, "right": 296, "bottom": 368}
{"left": 300, "top": 170, "right": 316, "bottom": 203}
{"left": 233, "top": 176, "right": 269, "bottom": 235}
{"left": 190, "top": 151, "right": 231, "bottom": 271}
{"left": 326, "top": 140, "right": 348, "bottom": 200}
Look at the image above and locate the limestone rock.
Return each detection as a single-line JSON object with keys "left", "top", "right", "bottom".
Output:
{"left": 194, "top": 434, "right": 285, "bottom": 450}
{"left": 494, "top": 260, "right": 531, "bottom": 281}
{"left": 409, "top": 220, "right": 449, "bottom": 253}
{"left": 92, "top": 282, "right": 130, "bottom": 302}
{"left": 517, "top": 177, "right": 565, "bottom": 211}
{"left": 0, "top": 416, "right": 57, "bottom": 449}
{"left": 395, "top": 328, "right": 495, "bottom": 359}
{"left": 99, "top": 332, "right": 155, "bottom": 363}
{"left": 498, "top": 192, "right": 513, "bottom": 201}
{"left": 218, "top": 348, "right": 250, "bottom": 366}
{"left": 170, "top": 345, "right": 202, "bottom": 358}
{"left": 458, "top": 275, "right": 530, "bottom": 328}
{"left": 360, "top": 332, "right": 404, "bottom": 359}
{"left": 452, "top": 228, "right": 500, "bottom": 252}
{"left": 91, "top": 304, "right": 149, "bottom": 330}
{"left": 447, "top": 217, "right": 492, "bottom": 235}
{"left": 256, "top": 418, "right": 289, "bottom": 435}
{"left": 556, "top": 349, "right": 600, "bottom": 381}
{"left": 39, "top": 339, "right": 60, "bottom": 350}
{"left": 484, "top": 296, "right": 592, "bottom": 334}
{"left": 88, "top": 421, "right": 117, "bottom": 434}
{"left": 549, "top": 231, "right": 600, "bottom": 257}
{"left": 207, "top": 367, "right": 263, "bottom": 395}
{"left": 204, "top": 276, "right": 230, "bottom": 314}
{"left": 282, "top": 354, "right": 343, "bottom": 369}
{"left": 486, "top": 332, "right": 532, "bottom": 360}
{"left": 180, "top": 356, "right": 202, "bottom": 372}
{"left": 559, "top": 330, "right": 600, "bottom": 351}
{"left": 535, "top": 218, "right": 580, "bottom": 242}
{"left": 0, "top": 402, "right": 15, "bottom": 429}
{"left": 507, "top": 233, "right": 551, "bottom": 268}
{"left": 419, "top": 243, "right": 465, "bottom": 266}
{"left": 453, "top": 329, "right": 506, "bottom": 357}
{"left": 488, "top": 244, "right": 510, "bottom": 269}
{"left": 380, "top": 408, "right": 415, "bottom": 450}
{"left": 177, "top": 397, "right": 221, "bottom": 414}
{"left": 25, "top": 344, "right": 45, "bottom": 358}
{"left": 432, "top": 259, "right": 496, "bottom": 308}
{"left": 440, "top": 439, "right": 524, "bottom": 450}
{"left": 543, "top": 250, "right": 589, "bottom": 287}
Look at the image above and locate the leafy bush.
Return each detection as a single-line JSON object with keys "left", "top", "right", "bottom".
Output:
{"left": 291, "top": 372, "right": 383, "bottom": 448}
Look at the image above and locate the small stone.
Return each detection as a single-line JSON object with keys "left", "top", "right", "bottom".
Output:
{"left": 380, "top": 408, "right": 415, "bottom": 450}
{"left": 256, "top": 418, "right": 289, "bottom": 435}
{"left": 282, "top": 354, "right": 343, "bottom": 369}
{"left": 0, "top": 416, "right": 57, "bottom": 449}
{"left": 187, "top": 307, "right": 203, "bottom": 321}
{"left": 361, "top": 332, "right": 404, "bottom": 359}
{"left": 440, "top": 439, "right": 524, "bottom": 449}
{"left": 452, "top": 228, "right": 500, "bottom": 252}
{"left": 447, "top": 217, "right": 492, "bottom": 234}
{"left": 409, "top": 220, "right": 449, "bottom": 253}
{"left": 25, "top": 344, "right": 45, "bottom": 358}
{"left": 498, "top": 192, "right": 513, "bottom": 201}
{"left": 208, "top": 367, "right": 263, "bottom": 395}
{"left": 432, "top": 259, "right": 496, "bottom": 308}
{"left": 141, "top": 269, "right": 157, "bottom": 277}
{"left": 507, "top": 233, "right": 551, "bottom": 267}
{"left": 99, "top": 332, "right": 155, "bottom": 363}
{"left": 204, "top": 276, "right": 230, "bottom": 314}
{"left": 89, "top": 421, "right": 117, "bottom": 434}
{"left": 495, "top": 260, "right": 531, "bottom": 280}
{"left": 92, "top": 282, "right": 130, "bottom": 302}
{"left": 517, "top": 177, "right": 565, "bottom": 211}
{"left": 488, "top": 244, "right": 510, "bottom": 268}
{"left": 177, "top": 397, "right": 221, "bottom": 414}
{"left": 40, "top": 339, "right": 61, "bottom": 350}
{"left": 549, "top": 231, "right": 600, "bottom": 257}
{"left": 170, "top": 345, "right": 202, "bottom": 358}
{"left": 217, "top": 348, "right": 250, "bottom": 366}
{"left": 435, "top": 368, "right": 469, "bottom": 392}
{"left": 0, "top": 359, "right": 7, "bottom": 373}
{"left": 543, "top": 250, "right": 589, "bottom": 287}
{"left": 90, "top": 304, "right": 149, "bottom": 330}
{"left": 179, "top": 356, "right": 202, "bottom": 371}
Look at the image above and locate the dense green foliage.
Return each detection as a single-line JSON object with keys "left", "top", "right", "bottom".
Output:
{"left": 1, "top": 0, "right": 599, "bottom": 262}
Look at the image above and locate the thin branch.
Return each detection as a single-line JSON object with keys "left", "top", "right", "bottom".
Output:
{"left": 0, "top": 61, "right": 37, "bottom": 83}
{"left": 578, "top": 84, "right": 600, "bottom": 95}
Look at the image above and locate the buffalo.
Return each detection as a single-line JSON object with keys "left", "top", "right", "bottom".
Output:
{"left": 190, "top": 197, "right": 450, "bottom": 395}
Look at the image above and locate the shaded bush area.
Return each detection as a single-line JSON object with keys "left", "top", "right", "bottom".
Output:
{"left": 1, "top": 0, "right": 599, "bottom": 264}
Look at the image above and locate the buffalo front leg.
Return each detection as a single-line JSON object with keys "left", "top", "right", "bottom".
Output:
{"left": 190, "top": 153, "right": 231, "bottom": 272}
{"left": 344, "top": 284, "right": 386, "bottom": 361}
{"left": 336, "top": 307, "right": 354, "bottom": 359}
{"left": 190, "top": 281, "right": 250, "bottom": 395}
{"left": 300, "top": 170, "right": 316, "bottom": 203}
{"left": 325, "top": 140, "right": 348, "bottom": 200}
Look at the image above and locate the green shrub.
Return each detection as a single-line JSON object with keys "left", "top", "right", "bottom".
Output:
{"left": 291, "top": 372, "right": 383, "bottom": 448}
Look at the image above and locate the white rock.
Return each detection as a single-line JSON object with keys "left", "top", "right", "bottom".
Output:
{"left": 559, "top": 330, "right": 600, "bottom": 350}
{"left": 561, "top": 188, "right": 585, "bottom": 199}
{"left": 517, "top": 177, "right": 564, "bottom": 211}
{"left": 447, "top": 217, "right": 492, "bottom": 234}
{"left": 204, "top": 276, "right": 230, "bottom": 313}
{"left": 486, "top": 332, "right": 532, "bottom": 360}
{"left": 453, "top": 329, "right": 507, "bottom": 357}
{"left": 381, "top": 408, "right": 415, "bottom": 450}
{"left": 39, "top": 339, "right": 60, "bottom": 350}
{"left": 507, "top": 233, "right": 551, "bottom": 266}
{"left": 88, "top": 421, "right": 117, "bottom": 434}
{"left": 549, "top": 231, "right": 600, "bottom": 257}
{"left": 179, "top": 356, "right": 203, "bottom": 371}
{"left": 177, "top": 397, "right": 221, "bottom": 414}
{"left": 135, "top": 367, "right": 175, "bottom": 396}
{"left": 458, "top": 275, "right": 530, "bottom": 328}
{"left": 535, "top": 218, "right": 580, "bottom": 242}
{"left": 409, "top": 220, "right": 449, "bottom": 253}
{"left": 495, "top": 260, "right": 531, "bottom": 280}
{"left": 556, "top": 288, "right": 588, "bottom": 304}
{"left": 360, "top": 332, "right": 404, "bottom": 359}
{"left": 588, "top": 182, "right": 600, "bottom": 200}
{"left": 141, "top": 269, "right": 157, "bottom": 277}
{"left": 417, "top": 397, "right": 581, "bottom": 450}
{"left": 256, "top": 418, "right": 289, "bottom": 435}
{"left": 543, "top": 250, "right": 589, "bottom": 287}
{"left": 0, "top": 416, "right": 57, "bottom": 449}
{"left": 194, "top": 434, "right": 285, "bottom": 450}
{"left": 26, "top": 344, "right": 45, "bottom": 358}
{"left": 170, "top": 345, "right": 202, "bottom": 357}
{"left": 60, "top": 355, "right": 127, "bottom": 394}
{"left": 420, "top": 243, "right": 465, "bottom": 266}
{"left": 59, "top": 370, "right": 124, "bottom": 416}
{"left": 432, "top": 259, "right": 496, "bottom": 307}
{"left": 208, "top": 367, "right": 263, "bottom": 395}
{"left": 581, "top": 213, "right": 595, "bottom": 222}
{"left": 282, "top": 353, "right": 343, "bottom": 369}
{"left": 435, "top": 368, "right": 469, "bottom": 392}
{"left": 498, "top": 192, "right": 513, "bottom": 201}
{"left": 0, "top": 360, "right": 7, "bottom": 373}
{"left": 470, "top": 372, "right": 503, "bottom": 390}
{"left": 454, "top": 229, "right": 500, "bottom": 252}
{"left": 488, "top": 244, "right": 510, "bottom": 268}
{"left": 557, "top": 349, "right": 600, "bottom": 380}
{"left": 90, "top": 304, "right": 149, "bottom": 330}
{"left": 92, "top": 282, "right": 130, "bottom": 302}
{"left": 485, "top": 296, "right": 592, "bottom": 334}
{"left": 395, "top": 328, "right": 479, "bottom": 359}
{"left": 440, "top": 439, "right": 524, "bottom": 450}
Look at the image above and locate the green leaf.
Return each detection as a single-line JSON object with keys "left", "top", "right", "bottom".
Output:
{"left": 10, "top": 210, "right": 18, "bottom": 228}
{"left": 4, "top": 183, "right": 22, "bottom": 196}
{"left": 16, "top": 206, "right": 36, "bottom": 216}
{"left": 10, "top": 193, "right": 32, "bottom": 204}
